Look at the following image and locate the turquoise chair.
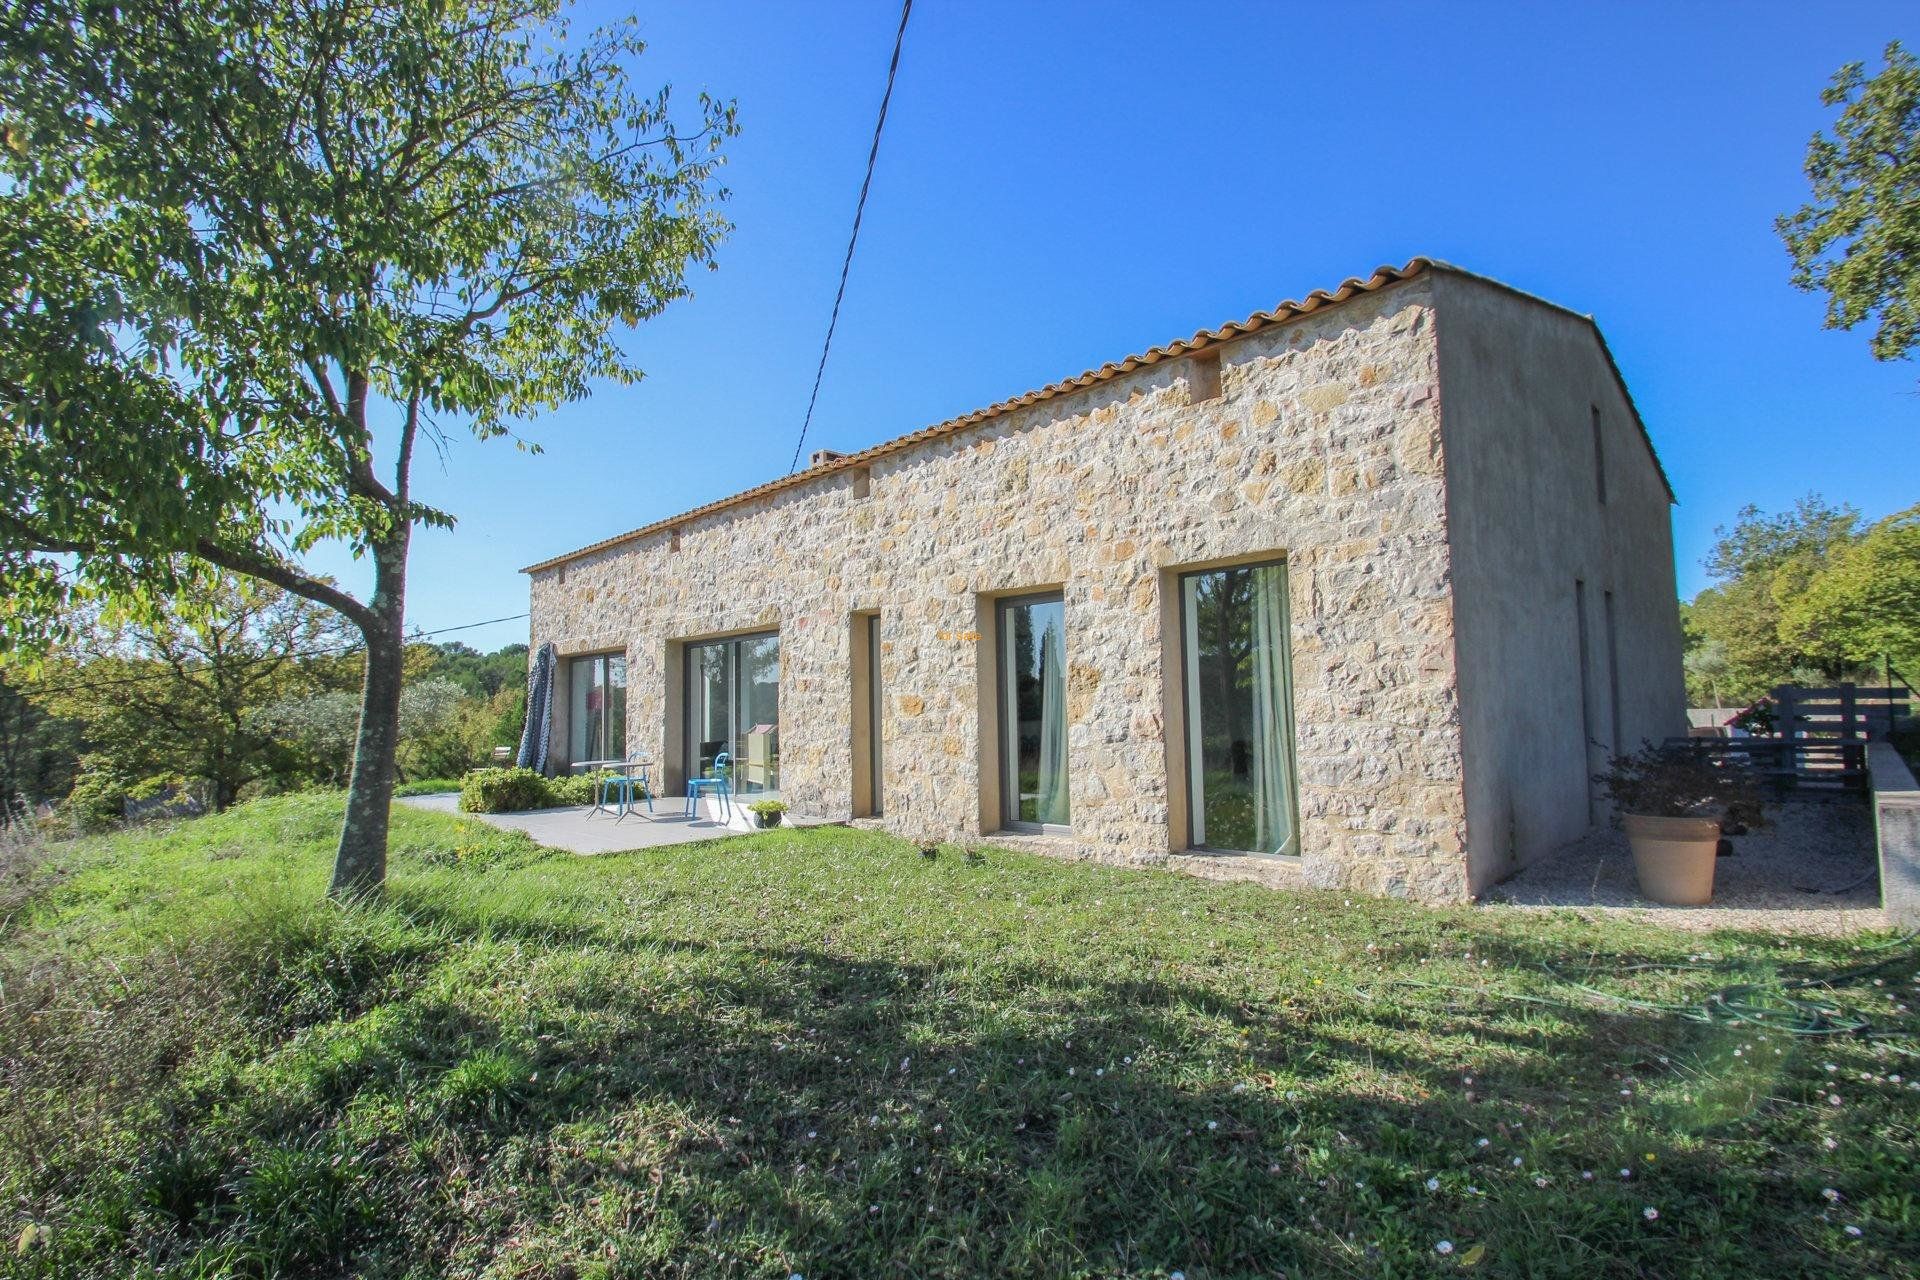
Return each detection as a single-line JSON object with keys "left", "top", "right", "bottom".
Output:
{"left": 594, "top": 763, "right": 652, "bottom": 818}
{"left": 685, "top": 751, "right": 732, "bottom": 820}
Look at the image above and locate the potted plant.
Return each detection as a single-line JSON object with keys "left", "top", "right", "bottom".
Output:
{"left": 1596, "top": 743, "right": 1762, "bottom": 906}
{"left": 748, "top": 799, "right": 788, "bottom": 829}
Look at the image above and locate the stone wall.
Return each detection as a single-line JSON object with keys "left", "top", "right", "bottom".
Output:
{"left": 529, "top": 276, "right": 1474, "bottom": 901}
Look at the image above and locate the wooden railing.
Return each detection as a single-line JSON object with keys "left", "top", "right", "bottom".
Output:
{"left": 1771, "top": 683, "right": 1910, "bottom": 745}
{"left": 1670, "top": 681, "right": 1912, "bottom": 795}
{"left": 1664, "top": 735, "right": 1869, "bottom": 794}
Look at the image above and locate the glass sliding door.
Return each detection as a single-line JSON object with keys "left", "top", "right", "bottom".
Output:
{"left": 688, "top": 641, "right": 732, "bottom": 781}
{"left": 1180, "top": 561, "right": 1299, "bottom": 856}
{"left": 999, "top": 594, "right": 1069, "bottom": 830}
{"left": 683, "top": 632, "right": 780, "bottom": 796}
{"left": 568, "top": 653, "right": 627, "bottom": 765}
{"left": 736, "top": 634, "right": 780, "bottom": 793}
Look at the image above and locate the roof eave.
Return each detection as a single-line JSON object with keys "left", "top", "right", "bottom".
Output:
{"left": 521, "top": 257, "right": 1439, "bottom": 575}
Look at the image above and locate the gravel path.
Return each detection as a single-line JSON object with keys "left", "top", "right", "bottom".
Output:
{"left": 1484, "top": 797, "right": 1885, "bottom": 935}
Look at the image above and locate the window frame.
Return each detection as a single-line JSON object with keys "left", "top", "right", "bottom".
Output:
{"left": 995, "top": 591, "right": 1071, "bottom": 835}
{"left": 567, "top": 651, "right": 628, "bottom": 766}
{"left": 1175, "top": 558, "right": 1302, "bottom": 858}
{"left": 681, "top": 629, "right": 781, "bottom": 795}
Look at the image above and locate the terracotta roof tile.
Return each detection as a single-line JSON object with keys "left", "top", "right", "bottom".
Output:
{"left": 522, "top": 257, "right": 1664, "bottom": 574}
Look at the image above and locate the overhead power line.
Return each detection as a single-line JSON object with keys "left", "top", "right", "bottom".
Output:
{"left": 787, "top": 0, "right": 915, "bottom": 474}
{"left": 10, "top": 611, "right": 531, "bottom": 700}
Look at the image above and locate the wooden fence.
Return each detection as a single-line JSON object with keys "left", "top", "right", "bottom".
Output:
{"left": 1772, "top": 682, "right": 1910, "bottom": 746}
{"left": 1668, "top": 681, "right": 1910, "bottom": 795}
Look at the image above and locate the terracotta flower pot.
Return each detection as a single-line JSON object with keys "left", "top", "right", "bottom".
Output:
{"left": 1622, "top": 813, "right": 1721, "bottom": 906}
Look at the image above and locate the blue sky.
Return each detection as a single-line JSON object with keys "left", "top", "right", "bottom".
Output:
{"left": 339, "top": 1, "right": 1920, "bottom": 653}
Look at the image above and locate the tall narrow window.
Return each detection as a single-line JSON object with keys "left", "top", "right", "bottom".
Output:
{"left": 999, "top": 594, "right": 1069, "bottom": 830}
{"left": 1604, "top": 589, "right": 1623, "bottom": 756}
{"left": 683, "top": 633, "right": 780, "bottom": 795}
{"left": 1575, "top": 580, "right": 1597, "bottom": 826}
{"left": 568, "top": 653, "right": 627, "bottom": 765}
{"left": 1590, "top": 405, "right": 1607, "bottom": 504}
{"left": 1180, "top": 561, "right": 1300, "bottom": 855}
{"left": 853, "top": 612, "right": 883, "bottom": 817}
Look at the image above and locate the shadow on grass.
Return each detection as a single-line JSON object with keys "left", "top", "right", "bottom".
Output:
{"left": 6, "top": 859, "right": 1912, "bottom": 1279}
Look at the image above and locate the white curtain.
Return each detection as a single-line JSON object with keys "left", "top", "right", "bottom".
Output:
{"left": 1035, "top": 619, "right": 1069, "bottom": 826}
{"left": 1249, "top": 564, "right": 1298, "bottom": 855}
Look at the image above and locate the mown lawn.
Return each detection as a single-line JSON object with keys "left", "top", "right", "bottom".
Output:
{"left": 1, "top": 795, "right": 1915, "bottom": 1279}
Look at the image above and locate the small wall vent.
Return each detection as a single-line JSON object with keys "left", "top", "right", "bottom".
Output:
{"left": 1188, "top": 350, "right": 1222, "bottom": 403}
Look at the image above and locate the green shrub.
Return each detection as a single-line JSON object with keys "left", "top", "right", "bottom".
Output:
{"left": 457, "top": 767, "right": 551, "bottom": 813}
{"left": 546, "top": 770, "right": 641, "bottom": 806}
{"left": 64, "top": 768, "right": 129, "bottom": 832}
{"left": 545, "top": 772, "right": 593, "bottom": 805}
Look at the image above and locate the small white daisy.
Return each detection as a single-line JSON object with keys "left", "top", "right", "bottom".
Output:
{"left": 1643, "top": 1207, "right": 1659, "bottom": 1221}
{"left": 1426, "top": 1177, "right": 1440, "bottom": 1192}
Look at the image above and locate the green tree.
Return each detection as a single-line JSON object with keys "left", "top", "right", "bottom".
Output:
{"left": 1780, "top": 503, "right": 1920, "bottom": 675}
{"left": 255, "top": 675, "right": 475, "bottom": 785}
{"left": 1683, "top": 497, "right": 1863, "bottom": 703}
{"left": 0, "top": 0, "right": 734, "bottom": 896}
{"left": 39, "top": 578, "right": 353, "bottom": 810}
{"left": 0, "top": 674, "right": 80, "bottom": 822}
{"left": 1779, "top": 41, "right": 1920, "bottom": 366}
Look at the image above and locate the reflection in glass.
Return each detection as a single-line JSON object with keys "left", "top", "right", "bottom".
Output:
{"left": 1181, "top": 562, "right": 1298, "bottom": 855}
{"left": 1001, "top": 596, "right": 1069, "bottom": 828}
{"left": 568, "top": 654, "right": 626, "bottom": 764}
{"left": 684, "top": 633, "right": 780, "bottom": 795}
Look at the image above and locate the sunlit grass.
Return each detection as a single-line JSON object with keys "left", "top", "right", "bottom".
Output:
{"left": 1, "top": 793, "right": 1915, "bottom": 1278}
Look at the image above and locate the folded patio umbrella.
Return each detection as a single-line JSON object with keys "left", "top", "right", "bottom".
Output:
{"left": 516, "top": 642, "right": 557, "bottom": 774}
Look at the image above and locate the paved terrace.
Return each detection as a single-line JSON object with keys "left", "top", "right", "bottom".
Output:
{"left": 399, "top": 792, "right": 836, "bottom": 855}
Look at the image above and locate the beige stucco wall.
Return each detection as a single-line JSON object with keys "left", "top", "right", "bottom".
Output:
{"left": 529, "top": 277, "right": 1476, "bottom": 901}
{"left": 1430, "top": 272, "right": 1687, "bottom": 894}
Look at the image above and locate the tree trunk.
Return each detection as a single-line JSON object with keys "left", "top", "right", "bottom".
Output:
{"left": 329, "top": 536, "right": 409, "bottom": 899}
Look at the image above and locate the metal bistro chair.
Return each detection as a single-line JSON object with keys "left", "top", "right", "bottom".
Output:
{"left": 594, "top": 760, "right": 653, "bottom": 819}
{"left": 685, "top": 751, "right": 733, "bottom": 821}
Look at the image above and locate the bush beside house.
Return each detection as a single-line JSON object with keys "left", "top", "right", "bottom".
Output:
{"left": 456, "top": 768, "right": 630, "bottom": 814}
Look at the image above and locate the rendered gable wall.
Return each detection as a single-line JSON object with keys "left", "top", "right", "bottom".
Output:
{"left": 1431, "top": 272, "right": 1687, "bottom": 894}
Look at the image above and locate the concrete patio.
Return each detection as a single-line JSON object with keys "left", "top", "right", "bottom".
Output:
{"left": 1485, "top": 795, "right": 1885, "bottom": 935}
{"left": 399, "top": 792, "right": 837, "bottom": 855}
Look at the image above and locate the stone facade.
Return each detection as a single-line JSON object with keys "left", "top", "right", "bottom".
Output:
{"left": 526, "top": 265, "right": 1682, "bottom": 903}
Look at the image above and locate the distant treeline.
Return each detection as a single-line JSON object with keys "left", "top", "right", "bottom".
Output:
{"left": 0, "top": 576, "right": 527, "bottom": 828}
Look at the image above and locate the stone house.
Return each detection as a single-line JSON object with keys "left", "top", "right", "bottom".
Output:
{"left": 524, "top": 258, "right": 1685, "bottom": 902}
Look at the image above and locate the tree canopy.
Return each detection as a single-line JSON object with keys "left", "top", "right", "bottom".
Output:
{"left": 0, "top": 0, "right": 734, "bottom": 894}
{"left": 1682, "top": 496, "right": 1920, "bottom": 704}
{"left": 1779, "top": 40, "right": 1920, "bottom": 367}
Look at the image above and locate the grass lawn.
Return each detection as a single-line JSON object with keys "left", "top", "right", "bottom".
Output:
{"left": 1, "top": 796, "right": 1916, "bottom": 1278}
